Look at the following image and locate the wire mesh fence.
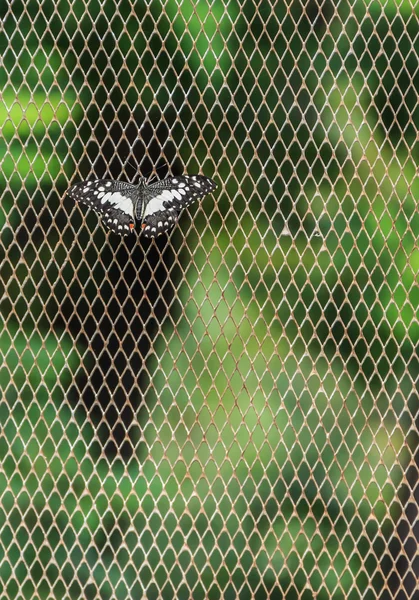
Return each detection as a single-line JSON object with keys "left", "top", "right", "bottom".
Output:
{"left": 1, "top": 0, "right": 418, "bottom": 598}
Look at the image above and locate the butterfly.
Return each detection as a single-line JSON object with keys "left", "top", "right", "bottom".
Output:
{"left": 67, "top": 174, "right": 217, "bottom": 237}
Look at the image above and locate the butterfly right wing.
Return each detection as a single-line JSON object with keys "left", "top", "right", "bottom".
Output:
{"left": 67, "top": 179, "right": 137, "bottom": 235}
{"left": 139, "top": 175, "right": 217, "bottom": 237}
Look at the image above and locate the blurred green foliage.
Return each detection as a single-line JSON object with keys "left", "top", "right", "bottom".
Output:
{"left": 0, "top": 0, "right": 418, "bottom": 598}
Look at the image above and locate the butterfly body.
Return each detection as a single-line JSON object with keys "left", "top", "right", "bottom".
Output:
{"left": 67, "top": 174, "right": 217, "bottom": 237}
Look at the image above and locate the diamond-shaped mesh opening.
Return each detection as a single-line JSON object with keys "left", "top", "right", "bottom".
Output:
{"left": 1, "top": 0, "right": 418, "bottom": 598}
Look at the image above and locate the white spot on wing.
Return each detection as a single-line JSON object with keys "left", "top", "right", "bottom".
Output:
{"left": 144, "top": 194, "right": 167, "bottom": 216}
{"left": 106, "top": 192, "right": 134, "bottom": 217}
{"left": 101, "top": 192, "right": 112, "bottom": 204}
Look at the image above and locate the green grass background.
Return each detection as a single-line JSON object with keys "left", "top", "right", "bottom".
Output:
{"left": 0, "top": 0, "right": 418, "bottom": 598}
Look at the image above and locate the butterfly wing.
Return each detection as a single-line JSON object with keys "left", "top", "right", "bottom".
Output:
{"left": 67, "top": 179, "right": 137, "bottom": 235}
{"left": 139, "top": 175, "right": 217, "bottom": 237}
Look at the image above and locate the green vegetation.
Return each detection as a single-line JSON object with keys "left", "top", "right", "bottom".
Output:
{"left": 0, "top": 0, "right": 417, "bottom": 598}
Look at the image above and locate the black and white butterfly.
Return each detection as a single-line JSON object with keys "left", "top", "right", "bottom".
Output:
{"left": 67, "top": 174, "right": 217, "bottom": 237}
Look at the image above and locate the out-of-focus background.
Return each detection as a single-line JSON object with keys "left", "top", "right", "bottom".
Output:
{"left": 1, "top": 1, "right": 418, "bottom": 598}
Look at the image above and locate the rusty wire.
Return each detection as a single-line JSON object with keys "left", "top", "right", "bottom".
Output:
{"left": 0, "top": 0, "right": 418, "bottom": 598}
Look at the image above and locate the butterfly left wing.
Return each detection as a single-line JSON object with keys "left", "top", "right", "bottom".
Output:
{"left": 67, "top": 179, "right": 136, "bottom": 235}
{"left": 139, "top": 175, "right": 217, "bottom": 237}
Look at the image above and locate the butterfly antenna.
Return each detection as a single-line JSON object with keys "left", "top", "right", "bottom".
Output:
{"left": 144, "top": 161, "right": 169, "bottom": 184}
{"left": 155, "top": 162, "right": 169, "bottom": 175}
{"left": 124, "top": 156, "right": 141, "bottom": 181}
